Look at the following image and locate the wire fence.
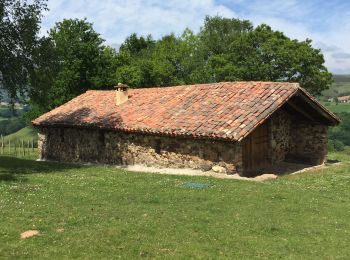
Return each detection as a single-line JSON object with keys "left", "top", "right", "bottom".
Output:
{"left": 0, "top": 135, "right": 38, "bottom": 158}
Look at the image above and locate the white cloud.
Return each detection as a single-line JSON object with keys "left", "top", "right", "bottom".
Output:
{"left": 41, "top": 0, "right": 350, "bottom": 74}
{"left": 233, "top": 0, "right": 350, "bottom": 74}
{"left": 41, "top": 0, "right": 236, "bottom": 43}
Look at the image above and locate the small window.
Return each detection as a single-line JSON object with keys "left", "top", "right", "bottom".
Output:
{"left": 155, "top": 140, "right": 161, "bottom": 154}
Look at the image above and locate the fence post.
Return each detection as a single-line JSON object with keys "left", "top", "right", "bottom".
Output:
{"left": 31, "top": 139, "right": 34, "bottom": 152}
{"left": 1, "top": 135, "right": 3, "bottom": 155}
{"left": 21, "top": 139, "right": 24, "bottom": 156}
{"left": 8, "top": 139, "right": 11, "bottom": 155}
{"left": 27, "top": 140, "right": 30, "bottom": 156}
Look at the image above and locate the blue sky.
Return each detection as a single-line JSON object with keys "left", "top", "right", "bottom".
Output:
{"left": 41, "top": 0, "right": 350, "bottom": 74}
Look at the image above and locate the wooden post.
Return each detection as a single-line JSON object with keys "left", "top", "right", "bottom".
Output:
{"left": 22, "top": 139, "right": 24, "bottom": 156}
{"left": 1, "top": 135, "right": 3, "bottom": 155}
{"left": 31, "top": 139, "right": 34, "bottom": 152}
{"left": 27, "top": 140, "right": 29, "bottom": 156}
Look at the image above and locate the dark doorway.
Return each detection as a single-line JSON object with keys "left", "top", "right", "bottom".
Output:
{"left": 242, "top": 122, "right": 270, "bottom": 175}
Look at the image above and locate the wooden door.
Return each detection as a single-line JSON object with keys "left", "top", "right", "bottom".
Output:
{"left": 242, "top": 122, "right": 269, "bottom": 173}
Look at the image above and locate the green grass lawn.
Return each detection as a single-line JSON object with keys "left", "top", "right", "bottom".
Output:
{"left": 1, "top": 150, "right": 350, "bottom": 258}
{"left": 324, "top": 102, "right": 350, "bottom": 113}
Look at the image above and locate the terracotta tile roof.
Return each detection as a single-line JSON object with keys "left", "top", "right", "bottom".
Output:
{"left": 32, "top": 81, "right": 339, "bottom": 141}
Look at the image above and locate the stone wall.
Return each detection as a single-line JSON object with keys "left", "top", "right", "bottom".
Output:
{"left": 268, "top": 108, "right": 328, "bottom": 165}
{"left": 269, "top": 109, "right": 292, "bottom": 164}
{"left": 37, "top": 108, "right": 329, "bottom": 175}
{"left": 289, "top": 122, "right": 328, "bottom": 164}
{"left": 38, "top": 127, "right": 242, "bottom": 174}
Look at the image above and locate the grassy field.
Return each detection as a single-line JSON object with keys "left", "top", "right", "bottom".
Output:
{"left": 321, "top": 74, "right": 350, "bottom": 99}
{"left": 324, "top": 102, "right": 350, "bottom": 113}
{"left": 0, "top": 149, "right": 350, "bottom": 258}
{"left": 3, "top": 127, "right": 38, "bottom": 141}
{"left": 2, "top": 127, "right": 38, "bottom": 145}
{"left": 1, "top": 127, "right": 38, "bottom": 157}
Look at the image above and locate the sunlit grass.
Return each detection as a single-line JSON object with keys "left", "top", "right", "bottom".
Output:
{"left": 0, "top": 150, "right": 349, "bottom": 258}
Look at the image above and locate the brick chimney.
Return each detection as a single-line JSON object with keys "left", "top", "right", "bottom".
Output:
{"left": 115, "top": 83, "right": 129, "bottom": 105}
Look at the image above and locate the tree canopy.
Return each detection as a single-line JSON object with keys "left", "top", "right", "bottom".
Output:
{"left": 115, "top": 16, "right": 332, "bottom": 94}
{"left": 28, "top": 18, "right": 117, "bottom": 118}
{"left": 0, "top": 0, "right": 47, "bottom": 101}
{"left": 0, "top": 11, "right": 333, "bottom": 118}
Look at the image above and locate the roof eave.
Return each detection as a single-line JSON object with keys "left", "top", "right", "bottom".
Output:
{"left": 32, "top": 122, "right": 240, "bottom": 143}
{"left": 296, "top": 88, "right": 341, "bottom": 125}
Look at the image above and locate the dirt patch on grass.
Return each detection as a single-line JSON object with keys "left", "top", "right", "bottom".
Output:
{"left": 118, "top": 163, "right": 335, "bottom": 181}
{"left": 20, "top": 230, "right": 39, "bottom": 239}
{"left": 117, "top": 164, "right": 277, "bottom": 181}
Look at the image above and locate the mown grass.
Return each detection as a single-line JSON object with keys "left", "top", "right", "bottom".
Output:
{"left": 324, "top": 102, "right": 350, "bottom": 113}
{"left": 0, "top": 150, "right": 350, "bottom": 258}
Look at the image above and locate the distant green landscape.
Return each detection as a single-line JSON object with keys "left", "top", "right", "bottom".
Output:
{"left": 321, "top": 74, "right": 350, "bottom": 100}
{"left": 3, "top": 127, "right": 38, "bottom": 143}
{"left": 323, "top": 102, "right": 350, "bottom": 113}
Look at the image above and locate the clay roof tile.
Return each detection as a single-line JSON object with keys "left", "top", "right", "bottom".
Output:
{"left": 32, "top": 81, "right": 338, "bottom": 141}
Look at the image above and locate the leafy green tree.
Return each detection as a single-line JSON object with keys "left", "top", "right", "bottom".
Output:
{"left": 115, "top": 34, "right": 156, "bottom": 87}
{"left": 199, "top": 16, "right": 253, "bottom": 56}
{"left": 226, "top": 25, "right": 332, "bottom": 94}
{"left": 116, "top": 30, "right": 205, "bottom": 87}
{"left": 47, "top": 19, "right": 107, "bottom": 106}
{"left": 115, "top": 16, "right": 331, "bottom": 94}
{"left": 329, "top": 112, "right": 350, "bottom": 147}
{"left": 28, "top": 18, "right": 117, "bottom": 119}
{"left": 27, "top": 36, "right": 59, "bottom": 118}
{"left": 0, "top": 0, "right": 47, "bottom": 102}
{"left": 119, "top": 33, "right": 155, "bottom": 55}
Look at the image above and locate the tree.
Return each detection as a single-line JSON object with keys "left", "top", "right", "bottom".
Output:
{"left": 115, "top": 30, "right": 205, "bottom": 87}
{"left": 197, "top": 18, "right": 332, "bottom": 93}
{"left": 226, "top": 24, "right": 332, "bottom": 94}
{"left": 115, "top": 34, "right": 156, "bottom": 87}
{"left": 47, "top": 19, "right": 107, "bottom": 106}
{"left": 26, "top": 36, "right": 58, "bottom": 119}
{"left": 115, "top": 16, "right": 331, "bottom": 94}
{"left": 199, "top": 15, "right": 253, "bottom": 57}
{"left": 0, "top": 0, "right": 47, "bottom": 102}
{"left": 28, "top": 18, "right": 117, "bottom": 117}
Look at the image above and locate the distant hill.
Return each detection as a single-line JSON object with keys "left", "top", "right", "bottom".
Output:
{"left": 333, "top": 74, "right": 350, "bottom": 82}
{"left": 321, "top": 74, "right": 350, "bottom": 100}
{"left": 3, "top": 127, "right": 38, "bottom": 143}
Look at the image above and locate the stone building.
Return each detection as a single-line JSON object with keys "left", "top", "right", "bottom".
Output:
{"left": 32, "top": 82, "right": 340, "bottom": 176}
{"left": 337, "top": 95, "right": 350, "bottom": 103}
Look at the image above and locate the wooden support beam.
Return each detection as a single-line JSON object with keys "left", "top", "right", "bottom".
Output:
{"left": 296, "top": 91, "right": 339, "bottom": 125}
{"left": 286, "top": 100, "right": 317, "bottom": 122}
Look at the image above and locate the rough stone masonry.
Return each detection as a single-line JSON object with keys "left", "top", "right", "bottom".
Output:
{"left": 37, "top": 108, "right": 328, "bottom": 175}
{"left": 38, "top": 127, "right": 242, "bottom": 174}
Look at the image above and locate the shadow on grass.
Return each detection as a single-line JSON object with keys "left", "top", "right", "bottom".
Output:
{"left": 0, "top": 156, "right": 84, "bottom": 182}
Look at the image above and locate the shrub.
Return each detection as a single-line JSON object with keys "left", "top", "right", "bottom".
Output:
{"left": 0, "top": 118, "right": 26, "bottom": 136}
{"left": 328, "top": 139, "right": 345, "bottom": 152}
